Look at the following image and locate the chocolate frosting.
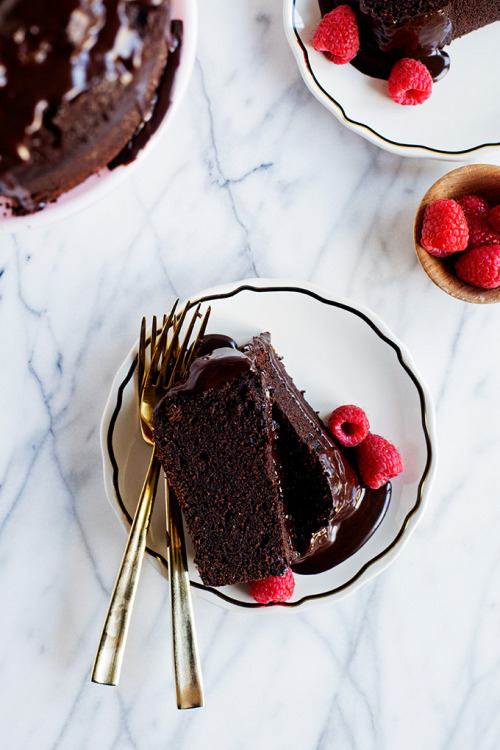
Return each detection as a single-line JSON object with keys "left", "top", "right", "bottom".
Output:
{"left": 169, "top": 346, "right": 252, "bottom": 394}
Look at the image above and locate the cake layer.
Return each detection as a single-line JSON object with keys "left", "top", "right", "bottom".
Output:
{"left": 0, "top": 0, "right": 181, "bottom": 213}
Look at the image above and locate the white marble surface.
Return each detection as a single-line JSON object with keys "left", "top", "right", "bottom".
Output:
{"left": 1, "top": 2, "right": 500, "bottom": 749}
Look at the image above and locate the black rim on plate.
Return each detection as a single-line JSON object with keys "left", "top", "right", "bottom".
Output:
{"left": 106, "top": 283, "right": 433, "bottom": 608}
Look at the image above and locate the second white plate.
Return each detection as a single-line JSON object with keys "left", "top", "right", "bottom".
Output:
{"left": 284, "top": 0, "right": 500, "bottom": 160}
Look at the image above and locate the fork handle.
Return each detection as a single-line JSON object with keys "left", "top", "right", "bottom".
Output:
{"left": 91, "top": 450, "right": 161, "bottom": 686}
{"left": 166, "top": 478, "right": 204, "bottom": 709}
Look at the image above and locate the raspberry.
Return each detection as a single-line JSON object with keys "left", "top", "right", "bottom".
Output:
{"left": 455, "top": 245, "right": 500, "bottom": 289}
{"left": 420, "top": 199, "right": 469, "bottom": 257}
{"left": 457, "top": 195, "right": 490, "bottom": 222}
{"left": 489, "top": 205, "right": 500, "bottom": 233}
{"left": 355, "top": 433, "right": 403, "bottom": 490}
{"left": 249, "top": 569, "right": 295, "bottom": 605}
{"left": 328, "top": 404, "right": 370, "bottom": 447}
{"left": 466, "top": 217, "right": 500, "bottom": 250}
{"left": 456, "top": 196, "right": 500, "bottom": 249}
{"left": 312, "top": 5, "right": 359, "bottom": 64}
{"left": 388, "top": 58, "right": 432, "bottom": 105}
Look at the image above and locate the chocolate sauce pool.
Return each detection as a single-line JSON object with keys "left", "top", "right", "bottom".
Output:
{"left": 291, "top": 481, "right": 391, "bottom": 574}
{"left": 170, "top": 333, "right": 392, "bottom": 576}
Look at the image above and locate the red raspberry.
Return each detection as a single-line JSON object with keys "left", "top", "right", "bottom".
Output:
{"left": 489, "top": 205, "right": 500, "bottom": 233}
{"left": 455, "top": 245, "right": 500, "bottom": 289}
{"left": 457, "top": 195, "right": 500, "bottom": 248}
{"left": 312, "top": 5, "right": 359, "bottom": 65}
{"left": 457, "top": 195, "right": 490, "bottom": 222}
{"left": 249, "top": 569, "right": 295, "bottom": 605}
{"left": 388, "top": 58, "right": 432, "bottom": 105}
{"left": 466, "top": 218, "right": 500, "bottom": 250}
{"left": 420, "top": 199, "right": 469, "bottom": 257}
{"left": 355, "top": 433, "right": 403, "bottom": 490}
{"left": 328, "top": 404, "right": 370, "bottom": 447}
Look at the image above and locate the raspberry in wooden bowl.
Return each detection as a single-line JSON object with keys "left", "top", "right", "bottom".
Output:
{"left": 414, "top": 164, "right": 500, "bottom": 304}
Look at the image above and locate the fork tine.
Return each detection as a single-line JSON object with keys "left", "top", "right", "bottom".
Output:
{"left": 144, "top": 301, "right": 179, "bottom": 389}
{"left": 151, "top": 315, "right": 157, "bottom": 361}
{"left": 155, "top": 301, "right": 179, "bottom": 361}
{"left": 167, "top": 303, "right": 201, "bottom": 387}
{"left": 146, "top": 320, "right": 170, "bottom": 386}
{"left": 182, "top": 306, "right": 211, "bottom": 376}
{"left": 161, "top": 300, "right": 179, "bottom": 343}
{"left": 158, "top": 302, "right": 191, "bottom": 387}
{"left": 138, "top": 317, "right": 147, "bottom": 402}
{"left": 154, "top": 303, "right": 179, "bottom": 380}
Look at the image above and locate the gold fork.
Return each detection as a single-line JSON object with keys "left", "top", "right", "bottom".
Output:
{"left": 92, "top": 301, "right": 209, "bottom": 697}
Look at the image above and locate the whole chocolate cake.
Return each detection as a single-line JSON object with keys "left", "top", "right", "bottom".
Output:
{"left": 153, "top": 333, "right": 390, "bottom": 587}
{"left": 319, "top": 0, "right": 500, "bottom": 80}
{"left": 0, "top": 0, "right": 181, "bottom": 214}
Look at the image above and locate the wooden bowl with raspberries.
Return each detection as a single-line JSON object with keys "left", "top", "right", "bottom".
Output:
{"left": 414, "top": 164, "right": 500, "bottom": 304}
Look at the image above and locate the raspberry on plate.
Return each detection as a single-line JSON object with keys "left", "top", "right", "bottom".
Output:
{"left": 249, "top": 569, "right": 295, "bottom": 605}
{"left": 420, "top": 199, "right": 469, "bottom": 257}
{"left": 388, "top": 58, "right": 432, "bottom": 105}
{"left": 355, "top": 433, "right": 403, "bottom": 490}
{"left": 455, "top": 244, "right": 500, "bottom": 289}
{"left": 312, "top": 5, "right": 359, "bottom": 65}
{"left": 328, "top": 404, "right": 369, "bottom": 447}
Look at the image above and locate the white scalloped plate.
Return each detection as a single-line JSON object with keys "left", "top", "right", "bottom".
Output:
{"left": 101, "top": 279, "right": 436, "bottom": 611}
{"left": 284, "top": 0, "right": 500, "bottom": 160}
{"left": 0, "top": 0, "right": 197, "bottom": 233}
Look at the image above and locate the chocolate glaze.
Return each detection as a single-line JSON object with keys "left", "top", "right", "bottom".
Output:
{"left": 319, "top": 0, "right": 451, "bottom": 81}
{"left": 167, "top": 347, "right": 252, "bottom": 395}
{"left": 170, "top": 333, "right": 393, "bottom": 574}
{"left": 194, "top": 333, "right": 237, "bottom": 357}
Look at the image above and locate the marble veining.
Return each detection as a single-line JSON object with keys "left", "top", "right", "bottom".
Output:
{"left": 1, "top": 1, "right": 500, "bottom": 749}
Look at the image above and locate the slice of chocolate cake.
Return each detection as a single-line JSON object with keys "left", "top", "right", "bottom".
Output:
{"left": 153, "top": 343, "right": 292, "bottom": 587}
{"left": 239, "top": 334, "right": 362, "bottom": 559}
{"left": 153, "top": 333, "right": 381, "bottom": 587}
{"left": 319, "top": 0, "right": 500, "bottom": 80}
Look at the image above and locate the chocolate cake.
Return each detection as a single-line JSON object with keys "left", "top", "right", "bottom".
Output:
{"left": 0, "top": 0, "right": 182, "bottom": 214}
{"left": 153, "top": 333, "right": 390, "bottom": 587}
{"left": 319, "top": 0, "right": 500, "bottom": 80}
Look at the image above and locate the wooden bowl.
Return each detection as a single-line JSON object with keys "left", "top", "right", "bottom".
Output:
{"left": 414, "top": 164, "right": 500, "bottom": 304}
